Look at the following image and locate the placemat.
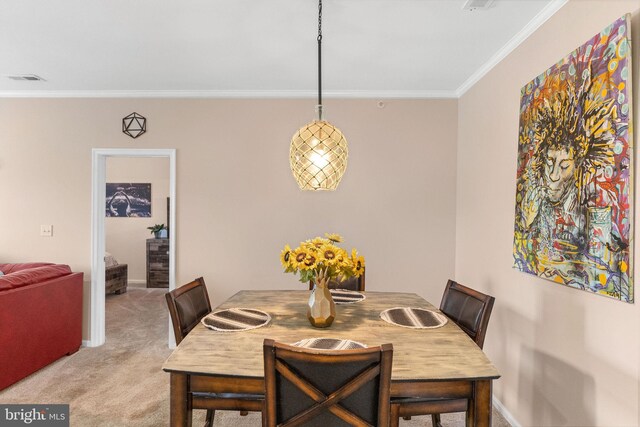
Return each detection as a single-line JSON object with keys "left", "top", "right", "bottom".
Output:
{"left": 330, "top": 289, "right": 366, "bottom": 304}
{"left": 201, "top": 308, "right": 271, "bottom": 332}
{"left": 292, "top": 337, "right": 367, "bottom": 350}
{"left": 380, "top": 307, "right": 448, "bottom": 329}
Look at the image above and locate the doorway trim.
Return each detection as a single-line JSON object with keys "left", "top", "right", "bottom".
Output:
{"left": 89, "top": 148, "right": 176, "bottom": 347}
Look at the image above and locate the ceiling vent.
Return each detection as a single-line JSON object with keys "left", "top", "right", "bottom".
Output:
{"left": 7, "top": 74, "right": 45, "bottom": 81}
{"left": 462, "top": 0, "right": 494, "bottom": 11}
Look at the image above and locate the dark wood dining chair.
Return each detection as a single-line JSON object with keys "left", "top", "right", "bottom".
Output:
{"left": 391, "top": 279, "right": 495, "bottom": 427}
{"left": 165, "top": 277, "right": 262, "bottom": 427}
{"left": 165, "top": 277, "right": 212, "bottom": 346}
{"left": 309, "top": 269, "right": 366, "bottom": 291}
{"left": 263, "top": 338, "right": 393, "bottom": 427}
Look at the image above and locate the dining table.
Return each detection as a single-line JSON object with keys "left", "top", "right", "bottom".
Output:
{"left": 162, "top": 289, "right": 500, "bottom": 427}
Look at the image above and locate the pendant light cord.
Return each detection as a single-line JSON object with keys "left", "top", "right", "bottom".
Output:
{"left": 317, "top": 0, "right": 323, "bottom": 120}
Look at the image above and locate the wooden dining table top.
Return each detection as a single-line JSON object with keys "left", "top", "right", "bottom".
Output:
{"left": 162, "top": 290, "right": 500, "bottom": 382}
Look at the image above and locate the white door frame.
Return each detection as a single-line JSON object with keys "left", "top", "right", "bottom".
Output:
{"left": 89, "top": 148, "right": 176, "bottom": 348}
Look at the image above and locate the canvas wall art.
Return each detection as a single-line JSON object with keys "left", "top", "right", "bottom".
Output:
{"left": 513, "top": 15, "right": 633, "bottom": 302}
{"left": 106, "top": 183, "right": 152, "bottom": 217}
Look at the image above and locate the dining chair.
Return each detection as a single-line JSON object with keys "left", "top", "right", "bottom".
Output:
{"left": 308, "top": 269, "right": 366, "bottom": 291}
{"left": 263, "top": 338, "right": 393, "bottom": 427}
{"left": 391, "top": 279, "right": 495, "bottom": 427}
{"left": 165, "top": 277, "right": 262, "bottom": 427}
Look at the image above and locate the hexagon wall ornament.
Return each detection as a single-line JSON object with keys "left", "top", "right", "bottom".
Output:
{"left": 122, "top": 112, "right": 147, "bottom": 139}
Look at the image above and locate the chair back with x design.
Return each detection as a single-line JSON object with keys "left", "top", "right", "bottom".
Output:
{"left": 263, "top": 339, "right": 393, "bottom": 427}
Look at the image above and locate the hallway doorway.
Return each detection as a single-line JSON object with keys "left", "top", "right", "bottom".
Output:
{"left": 90, "top": 148, "right": 176, "bottom": 348}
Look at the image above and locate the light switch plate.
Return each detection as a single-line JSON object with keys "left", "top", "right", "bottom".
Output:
{"left": 40, "top": 224, "right": 53, "bottom": 237}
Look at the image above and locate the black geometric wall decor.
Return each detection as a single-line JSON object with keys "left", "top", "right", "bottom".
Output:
{"left": 122, "top": 112, "right": 147, "bottom": 139}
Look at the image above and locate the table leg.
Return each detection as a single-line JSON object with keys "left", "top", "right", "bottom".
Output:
{"left": 467, "top": 380, "right": 492, "bottom": 427}
{"left": 170, "top": 372, "right": 192, "bottom": 427}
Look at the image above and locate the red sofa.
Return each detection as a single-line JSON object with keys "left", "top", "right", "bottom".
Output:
{"left": 0, "top": 263, "right": 83, "bottom": 390}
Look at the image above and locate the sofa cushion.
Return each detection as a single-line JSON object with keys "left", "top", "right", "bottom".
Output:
{"left": 0, "top": 265, "right": 72, "bottom": 290}
{"left": 0, "top": 263, "right": 54, "bottom": 275}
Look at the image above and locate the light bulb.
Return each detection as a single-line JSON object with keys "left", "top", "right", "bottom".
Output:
{"left": 309, "top": 150, "right": 329, "bottom": 169}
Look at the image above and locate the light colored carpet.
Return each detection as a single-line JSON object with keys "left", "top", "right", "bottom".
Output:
{"left": 0, "top": 288, "right": 510, "bottom": 426}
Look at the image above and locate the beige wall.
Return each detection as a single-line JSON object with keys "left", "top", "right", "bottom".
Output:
{"left": 106, "top": 157, "right": 170, "bottom": 282}
{"left": 456, "top": 1, "right": 640, "bottom": 426}
{"left": 0, "top": 97, "right": 458, "bottom": 340}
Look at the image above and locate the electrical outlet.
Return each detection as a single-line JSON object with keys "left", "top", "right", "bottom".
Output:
{"left": 40, "top": 225, "right": 53, "bottom": 237}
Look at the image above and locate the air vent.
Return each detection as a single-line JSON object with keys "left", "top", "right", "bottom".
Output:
{"left": 462, "top": 0, "right": 494, "bottom": 11}
{"left": 7, "top": 74, "right": 45, "bottom": 81}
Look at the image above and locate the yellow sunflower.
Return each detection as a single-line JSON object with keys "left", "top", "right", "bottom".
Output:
{"left": 280, "top": 244, "right": 293, "bottom": 270}
{"left": 322, "top": 244, "right": 337, "bottom": 260}
{"left": 302, "top": 254, "right": 318, "bottom": 270}
{"left": 291, "top": 248, "right": 309, "bottom": 270}
{"left": 324, "top": 233, "right": 343, "bottom": 243}
{"left": 307, "top": 237, "right": 327, "bottom": 251}
{"left": 351, "top": 248, "right": 365, "bottom": 277}
{"left": 334, "top": 247, "right": 350, "bottom": 268}
{"left": 353, "top": 257, "right": 365, "bottom": 277}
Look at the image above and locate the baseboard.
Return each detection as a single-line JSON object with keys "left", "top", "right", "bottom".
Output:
{"left": 493, "top": 396, "right": 521, "bottom": 427}
{"left": 127, "top": 280, "right": 146, "bottom": 288}
{"left": 81, "top": 340, "right": 91, "bottom": 348}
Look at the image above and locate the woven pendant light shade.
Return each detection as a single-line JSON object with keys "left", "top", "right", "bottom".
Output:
{"left": 289, "top": 0, "right": 348, "bottom": 191}
{"left": 290, "top": 120, "right": 348, "bottom": 191}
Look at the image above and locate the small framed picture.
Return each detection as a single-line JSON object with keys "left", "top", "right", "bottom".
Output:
{"left": 106, "top": 183, "right": 151, "bottom": 217}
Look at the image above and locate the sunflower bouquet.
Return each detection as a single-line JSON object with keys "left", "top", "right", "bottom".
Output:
{"left": 280, "top": 233, "right": 365, "bottom": 284}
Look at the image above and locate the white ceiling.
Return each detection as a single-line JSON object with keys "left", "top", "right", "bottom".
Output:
{"left": 0, "top": 0, "right": 566, "bottom": 98}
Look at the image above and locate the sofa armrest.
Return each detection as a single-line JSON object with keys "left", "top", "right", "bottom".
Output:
{"left": 0, "top": 272, "right": 83, "bottom": 390}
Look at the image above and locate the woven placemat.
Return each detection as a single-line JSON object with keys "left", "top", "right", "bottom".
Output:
{"left": 330, "top": 289, "right": 366, "bottom": 304}
{"left": 292, "top": 337, "right": 367, "bottom": 350}
{"left": 201, "top": 308, "right": 271, "bottom": 332}
{"left": 380, "top": 307, "right": 448, "bottom": 329}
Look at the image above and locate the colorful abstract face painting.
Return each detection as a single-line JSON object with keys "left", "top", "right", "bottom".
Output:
{"left": 513, "top": 15, "right": 633, "bottom": 302}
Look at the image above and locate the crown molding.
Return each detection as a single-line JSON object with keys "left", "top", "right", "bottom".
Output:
{"left": 455, "top": 0, "right": 568, "bottom": 97}
{"left": 0, "top": 89, "right": 458, "bottom": 99}
{"left": 327, "top": 90, "right": 458, "bottom": 99}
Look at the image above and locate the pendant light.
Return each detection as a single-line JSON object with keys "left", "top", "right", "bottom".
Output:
{"left": 290, "top": 0, "right": 348, "bottom": 191}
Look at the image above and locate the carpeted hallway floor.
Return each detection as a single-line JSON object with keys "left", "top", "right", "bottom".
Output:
{"left": 0, "top": 288, "right": 510, "bottom": 426}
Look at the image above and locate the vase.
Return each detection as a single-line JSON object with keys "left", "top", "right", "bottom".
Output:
{"left": 306, "top": 278, "right": 336, "bottom": 328}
